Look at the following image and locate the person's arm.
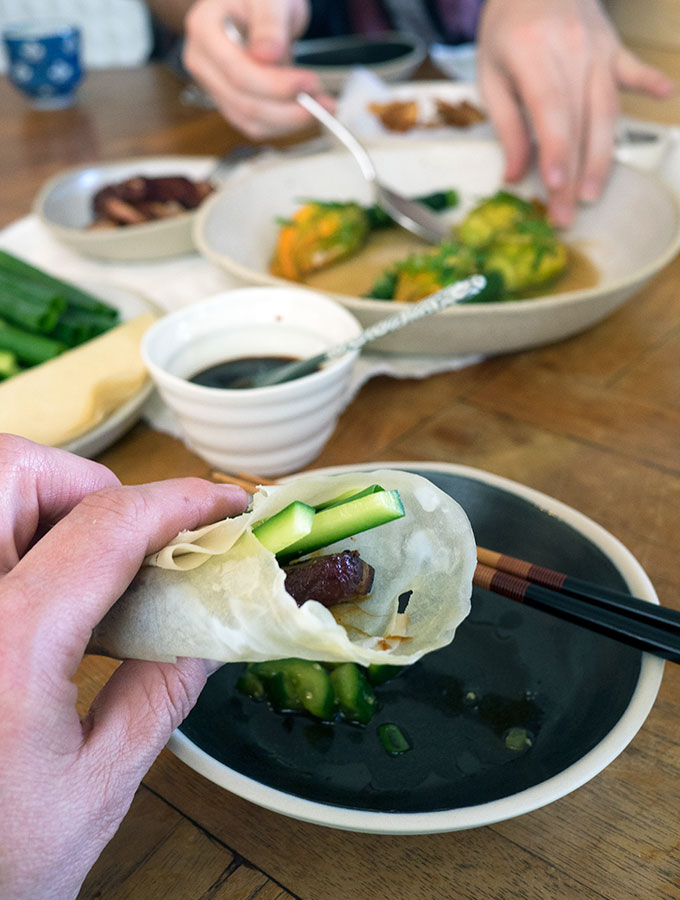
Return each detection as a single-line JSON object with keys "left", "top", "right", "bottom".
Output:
{"left": 0, "top": 434, "right": 247, "bottom": 900}
{"left": 477, "top": 0, "right": 674, "bottom": 226}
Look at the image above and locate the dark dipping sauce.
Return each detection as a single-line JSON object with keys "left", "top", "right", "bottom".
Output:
{"left": 190, "top": 355, "right": 301, "bottom": 390}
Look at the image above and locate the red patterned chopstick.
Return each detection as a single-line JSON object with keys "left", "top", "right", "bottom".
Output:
{"left": 474, "top": 559, "right": 680, "bottom": 663}
{"left": 476, "top": 546, "right": 680, "bottom": 630}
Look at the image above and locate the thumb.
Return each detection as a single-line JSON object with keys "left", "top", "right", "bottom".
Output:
{"left": 83, "top": 657, "right": 210, "bottom": 781}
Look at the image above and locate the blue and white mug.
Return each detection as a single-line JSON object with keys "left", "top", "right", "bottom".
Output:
{"left": 3, "top": 20, "right": 83, "bottom": 109}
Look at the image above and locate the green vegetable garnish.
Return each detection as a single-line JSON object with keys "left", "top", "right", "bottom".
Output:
{"left": 0, "top": 250, "right": 119, "bottom": 317}
{"left": 246, "top": 659, "right": 336, "bottom": 719}
{"left": 378, "top": 723, "right": 411, "bottom": 755}
{"left": 329, "top": 663, "right": 377, "bottom": 724}
{"left": 0, "top": 319, "right": 67, "bottom": 366}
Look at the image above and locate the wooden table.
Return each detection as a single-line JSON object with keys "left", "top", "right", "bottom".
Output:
{"left": 1, "top": 53, "right": 679, "bottom": 900}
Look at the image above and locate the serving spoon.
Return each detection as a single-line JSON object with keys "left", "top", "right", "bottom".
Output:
{"left": 223, "top": 19, "right": 448, "bottom": 243}
{"left": 243, "top": 274, "right": 487, "bottom": 389}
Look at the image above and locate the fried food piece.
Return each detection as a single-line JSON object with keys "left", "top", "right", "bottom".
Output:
{"left": 458, "top": 190, "right": 548, "bottom": 249}
{"left": 435, "top": 99, "right": 486, "bottom": 127}
{"left": 481, "top": 220, "right": 568, "bottom": 293}
{"left": 270, "top": 200, "right": 370, "bottom": 280}
{"left": 368, "top": 99, "right": 420, "bottom": 132}
{"left": 367, "top": 241, "right": 479, "bottom": 303}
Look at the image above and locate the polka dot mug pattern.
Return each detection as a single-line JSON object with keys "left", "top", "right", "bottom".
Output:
{"left": 3, "top": 21, "right": 83, "bottom": 109}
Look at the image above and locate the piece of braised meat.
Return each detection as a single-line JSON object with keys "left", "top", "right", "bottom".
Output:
{"left": 283, "top": 550, "right": 375, "bottom": 608}
{"left": 91, "top": 175, "right": 214, "bottom": 227}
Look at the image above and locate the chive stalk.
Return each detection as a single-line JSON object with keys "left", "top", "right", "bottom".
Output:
{"left": 0, "top": 319, "right": 67, "bottom": 365}
{"left": 0, "top": 250, "right": 119, "bottom": 317}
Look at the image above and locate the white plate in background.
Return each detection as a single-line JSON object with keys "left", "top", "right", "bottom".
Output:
{"left": 193, "top": 139, "right": 680, "bottom": 356}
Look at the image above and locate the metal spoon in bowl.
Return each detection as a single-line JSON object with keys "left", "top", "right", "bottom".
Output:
{"left": 245, "top": 274, "right": 487, "bottom": 389}
{"left": 295, "top": 91, "right": 448, "bottom": 243}
{"left": 223, "top": 19, "right": 448, "bottom": 244}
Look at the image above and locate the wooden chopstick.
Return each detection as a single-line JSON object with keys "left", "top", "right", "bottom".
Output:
{"left": 476, "top": 545, "right": 680, "bottom": 632}
{"left": 210, "top": 470, "right": 277, "bottom": 493}
{"left": 474, "top": 560, "right": 680, "bottom": 663}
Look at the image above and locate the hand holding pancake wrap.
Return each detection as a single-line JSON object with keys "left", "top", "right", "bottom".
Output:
{"left": 89, "top": 469, "right": 476, "bottom": 666}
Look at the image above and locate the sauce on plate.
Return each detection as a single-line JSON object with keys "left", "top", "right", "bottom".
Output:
{"left": 304, "top": 228, "right": 599, "bottom": 298}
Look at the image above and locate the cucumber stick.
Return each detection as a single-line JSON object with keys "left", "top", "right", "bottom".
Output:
{"left": 251, "top": 500, "right": 315, "bottom": 553}
{"left": 314, "top": 483, "right": 384, "bottom": 511}
{"left": 279, "top": 489, "right": 404, "bottom": 559}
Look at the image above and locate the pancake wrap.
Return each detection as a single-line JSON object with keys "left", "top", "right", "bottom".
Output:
{"left": 89, "top": 469, "right": 476, "bottom": 666}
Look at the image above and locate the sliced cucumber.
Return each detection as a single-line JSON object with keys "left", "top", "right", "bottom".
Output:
{"left": 251, "top": 500, "right": 315, "bottom": 554}
{"left": 367, "top": 663, "right": 403, "bottom": 686}
{"left": 378, "top": 722, "right": 411, "bottom": 755}
{"left": 249, "top": 659, "right": 335, "bottom": 719}
{"left": 330, "top": 663, "right": 377, "bottom": 725}
{"left": 279, "top": 489, "right": 404, "bottom": 559}
{"left": 314, "top": 483, "right": 384, "bottom": 511}
{"left": 235, "top": 668, "right": 266, "bottom": 701}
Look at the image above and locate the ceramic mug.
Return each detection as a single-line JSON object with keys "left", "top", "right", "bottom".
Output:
{"left": 3, "top": 20, "right": 83, "bottom": 109}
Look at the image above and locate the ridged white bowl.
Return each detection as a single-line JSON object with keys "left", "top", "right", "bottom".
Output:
{"left": 142, "top": 287, "right": 362, "bottom": 476}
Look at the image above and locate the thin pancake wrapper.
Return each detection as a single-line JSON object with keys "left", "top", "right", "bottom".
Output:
{"left": 89, "top": 469, "right": 476, "bottom": 666}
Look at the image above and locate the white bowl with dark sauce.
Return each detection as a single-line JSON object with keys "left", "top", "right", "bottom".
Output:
{"left": 142, "top": 287, "right": 362, "bottom": 476}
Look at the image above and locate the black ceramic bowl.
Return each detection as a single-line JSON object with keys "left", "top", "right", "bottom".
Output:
{"left": 169, "top": 462, "right": 664, "bottom": 833}
{"left": 292, "top": 32, "right": 426, "bottom": 92}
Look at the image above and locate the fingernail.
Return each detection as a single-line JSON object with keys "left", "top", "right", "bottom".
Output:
{"left": 216, "top": 483, "right": 248, "bottom": 497}
{"left": 579, "top": 178, "right": 601, "bottom": 203}
{"left": 546, "top": 166, "right": 565, "bottom": 189}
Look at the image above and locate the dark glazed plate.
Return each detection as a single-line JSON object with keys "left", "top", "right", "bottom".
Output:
{"left": 169, "top": 462, "right": 664, "bottom": 833}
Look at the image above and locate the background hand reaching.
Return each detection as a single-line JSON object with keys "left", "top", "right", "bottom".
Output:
{"left": 477, "top": 0, "right": 674, "bottom": 226}
{"left": 182, "top": 0, "right": 334, "bottom": 139}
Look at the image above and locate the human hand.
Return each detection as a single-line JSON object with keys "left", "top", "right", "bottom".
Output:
{"left": 477, "top": 0, "right": 674, "bottom": 226}
{"left": 183, "top": 0, "right": 333, "bottom": 138}
{"left": 0, "top": 435, "right": 247, "bottom": 900}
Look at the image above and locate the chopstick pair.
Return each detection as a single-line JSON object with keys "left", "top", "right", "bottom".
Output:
{"left": 211, "top": 469, "right": 680, "bottom": 664}
{"left": 475, "top": 547, "right": 680, "bottom": 664}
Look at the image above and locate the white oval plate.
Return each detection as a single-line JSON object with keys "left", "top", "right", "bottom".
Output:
{"left": 194, "top": 139, "right": 680, "bottom": 356}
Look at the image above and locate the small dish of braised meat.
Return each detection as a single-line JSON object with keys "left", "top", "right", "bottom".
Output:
{"left": 90, "top": 175, "right": 214, "bottom": 229}
{"left": 34, "top": 156, "right": 218, "bottom": 261}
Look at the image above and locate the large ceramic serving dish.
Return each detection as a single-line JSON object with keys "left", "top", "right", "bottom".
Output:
{"left": 194, "top": 140, "right": 680, "bottom": 356}
{"left": 168, "top": 461, "right": 664, "bottom": 834}
{"left": 34, "top": 155, "right": 217, "bottom": 261}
